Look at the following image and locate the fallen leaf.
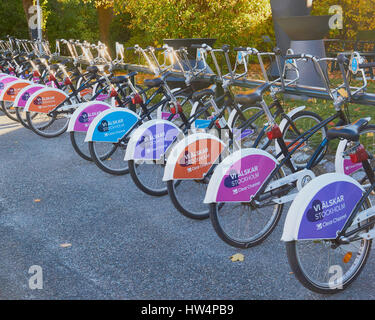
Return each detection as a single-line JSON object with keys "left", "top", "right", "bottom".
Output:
{"left": 60, "top": 243, "right": 72, "bottom": 248}
{"left": 34, "top": 199, "right": 41, "bottom": 203}
{"left": 230, "top": 253, "right": 244, "bottom": 262}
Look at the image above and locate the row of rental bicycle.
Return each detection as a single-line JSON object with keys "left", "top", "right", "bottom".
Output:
{"left": 2, "top": 36, "right": 375, "bottom": 294}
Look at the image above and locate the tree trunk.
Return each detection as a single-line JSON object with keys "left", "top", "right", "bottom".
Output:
{"left": 97, "top": 5, "right": 113, "bottom": 54}
{"left": 22, "top": 0, "right": 34, "bottom": 39}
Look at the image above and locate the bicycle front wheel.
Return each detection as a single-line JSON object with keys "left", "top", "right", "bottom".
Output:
{"left": 229, "top": 104, "right": 269, "bottom": 150}
{"left": 282, "top": 111, "right": 327, "bottom": 169}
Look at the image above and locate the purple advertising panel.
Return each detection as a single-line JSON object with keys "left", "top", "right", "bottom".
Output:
{"left": 297, "top": 181, "right": 363, "bottom": 240}
{"left": 73, "top": 103, "right": 111, "bottom": 132}
{"left": 216, "top": 154, "right": 277, "bottom": 202}
{"left": 16, "top": 85, "right": 44, "bottom": 108}
{"left": 0, "top": 76, "right": 18, "bottom": 95}
{"left": 133, "top": 123, "right": 180, "bottom": 160}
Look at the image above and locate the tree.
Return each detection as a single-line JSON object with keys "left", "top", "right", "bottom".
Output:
{"left": 312, "top": 0, "right": 375, "bottom": 40}
{"left": 0, "top": 1, "right": 28, "bottom": 38}
{"left": 116, "top": 0, "right": 274, "bottom": 49}
{"left": 84, "top": 0, "right": 114, "bottom": 47}
{"left": 22, "top": 0, "right": 35, "bottom": 39}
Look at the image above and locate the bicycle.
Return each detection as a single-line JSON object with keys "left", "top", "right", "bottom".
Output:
{"left": 282, "top": 57, "right": 375, "bottom": 294}
{"left": 86, "top": 44, "right": 211, "bottom": 176}
{"left": 204, "top": 51, "right": 372, "bottom": 249}
{"left": 163, "top": 46, "right": 325, "bottom": 220}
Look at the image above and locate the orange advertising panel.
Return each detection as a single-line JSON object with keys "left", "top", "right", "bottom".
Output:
{"left": 79, "top": 88, "right": 93, "bottom": 98}
{"left": 3, "top": 81, "right": 31, "bottom": 102}
{"left": 173, "top": 138, "right": 225, "bottom": 179}
{"left": 28, "top": 90, "right": 67, "bottom": 113}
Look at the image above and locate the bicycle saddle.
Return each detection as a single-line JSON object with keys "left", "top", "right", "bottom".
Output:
{"left": 60, "top": 59, "right": 71, "bottom": 66}
{"left": 327, "top": 117, "right": 371, "bottom": 141}
{"left": 234, "top": 82, "right": 272, "bottom": 106}
{"left": 192, "top": 86, "right": 215, "bottom": 101}
{"left": 111, "top": 71, "right": 138, "bottom": 84}
{"left": 50, "top": 64, "right": 60, "bottom": 71}
{"left": 86, "top": 66, "right": 99, "bottom": 74}
{"left": 144, "top": 77, "right": 163, "bottom": 88}
{"left": 111, "top": 76, "right": 128, "bottom": 84}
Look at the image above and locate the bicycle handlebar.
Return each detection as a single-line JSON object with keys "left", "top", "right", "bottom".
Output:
{"left": 359, "top": 62, "right": 375, "bottom": 69}
{"left": 284, "top": 54, "right": 304, "bottom": 60}
{"left": 190, "top": 44, "right": 205, "bottom": 49}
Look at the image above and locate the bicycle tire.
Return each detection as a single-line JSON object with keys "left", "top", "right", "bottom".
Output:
{"left": 209, "top": 169, "right": 284, "bottom": 248}
{"left": 26, "top": 110, "right": 69, "bottom": 138}
{"left": 1, "top": 101, "right": 19, "bottom": 122}
{"left": 281, "top": 110, "right": 327, "bottom": 169}
{"left": 167, "top": 179, "right": 209, "bottom": 220}
{"left": 285, "top": 197, "right": 373, "bottom": 294}
{"left": 128, "top": 160, "right": 168, "bottom": 196}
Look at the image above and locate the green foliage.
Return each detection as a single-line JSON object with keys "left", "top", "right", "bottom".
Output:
{"left": 116, "top": 0, "right": 274, "bottom": 50}
{"left": 0, "top": 1, "right": 29, "bottom": 39}
{"left": 312, "top": 0, "right": 375, "bottom": 40}
{"left": 4, "top": 0, "right": 375, "bottom": 56}
{"left": 45, "top": 0, "right": 99, "bottom": 44}
{"left": 44, "top": 0, "right": 130, "bottom": 53}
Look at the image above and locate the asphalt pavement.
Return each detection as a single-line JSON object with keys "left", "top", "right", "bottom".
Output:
{"left": 0, "top": 113, "right": 374, "bottom": 300}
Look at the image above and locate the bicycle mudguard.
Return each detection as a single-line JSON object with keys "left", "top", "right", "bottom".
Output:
{"left": 14, "top": 84, "right": 45, "bottom": 108}
{"left": 226, "top": 104, "right": 243, "bottom": 128}
{"left": 162, "top": 133, "right": 226, "bottom": 181}
{"left": 0, "top": 79, "right": 32, "bottom": 102}
{"left": 124, "top": 119, "right": 183, "bottom": 161}
{"left": 281, "top": 173, "right": 364, "bottom": 241}
{"left": 335, "top": 139, "right": 362, "bottom": 175}
{"left": 0, "top": 75, "right": 19, "bottom": 95}
{"left": 84, "top": 108, "right": 140, "bottom": 143}
{"left": 274, "top": 106, "right": 306, "bottom": 159}
{"left": 23, "top": 87, "right": 69, "bottom": 113}
{"left": 203, "top": 148, "right": 278, "bottom": 203}
{"left": 67, "top": 101, "right": 113, "bottom": 133}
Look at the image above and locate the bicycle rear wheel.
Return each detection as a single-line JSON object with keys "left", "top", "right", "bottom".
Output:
{"left": 16, "top": 106, "right": 38, "bottom": 129}
{"left": 343, "top": 124, "right": 375, "bottom": 186}
{"left": 126, "top": 94, "right": 192, "bottom": 193}
{"left": 167, "top": 179, "right": 209, "bottom": 220}
{"left": 128, "top": 160, "right": 168, "bottom": 196}
{"left": 1, "top": 101, "right": 19, "bottom": 122}
{"left": 71, "top": 84, "right": 147, "bottom": 162}
{"left": 286, "top": 198, "right": 373, "bottom": 293}
{"left": 210, "top": 169, "right": 284, "bottom": 248}
{"left": 26, "top": 110, "right": 69, "bottom": 138}
{"left": 89, "top": 140, "right": 128, "bottom": 175}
